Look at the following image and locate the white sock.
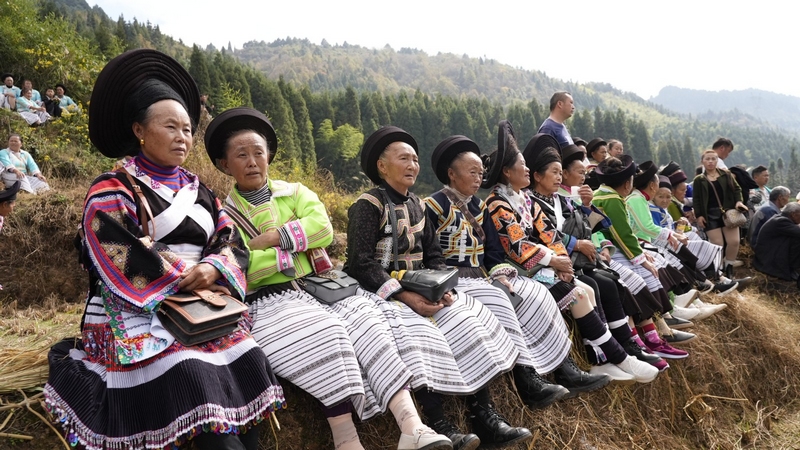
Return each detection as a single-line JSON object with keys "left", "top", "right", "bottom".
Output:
{"left": 327, "top": 413, "right": 364, "bottom": 450}
{"left": 388, "top": 390, "right": 425, "bottom": 436}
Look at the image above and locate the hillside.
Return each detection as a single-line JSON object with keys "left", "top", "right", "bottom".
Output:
{"left": 651, "top": 86, "right": 800, "bottom": 135}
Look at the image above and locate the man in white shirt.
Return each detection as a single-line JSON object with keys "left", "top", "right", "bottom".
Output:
{"left": 711, "top": 137, "right": 734, "bottom": 170}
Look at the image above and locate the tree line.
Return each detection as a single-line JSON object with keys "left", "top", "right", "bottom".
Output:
{"left": 8, "top": 0, "right": 800, "bottom": 195}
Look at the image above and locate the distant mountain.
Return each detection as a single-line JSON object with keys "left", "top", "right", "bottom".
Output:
{"left": 650, "top": 86, "right": 800, "bottom": 134}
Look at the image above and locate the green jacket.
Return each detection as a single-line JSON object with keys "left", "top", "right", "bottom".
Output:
{"left": 627, "top": 189, "right": 672, "bottom": 247}
{"left": 225, "top": 179, "right": 333, "bottom": 292}
{"left": 592, "top": 185, "right": 646, "bottom": 265}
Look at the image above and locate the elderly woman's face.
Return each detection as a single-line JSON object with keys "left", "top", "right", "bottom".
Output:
{"left": 133, "top": 100, "right": 192, "bottom": 167}
{"left": 8, "top": 135, "right": 21, "bottom": 151}
{"left": 533, "top": 161, "right": 563, "bottom": 195}
{"left": 672, "top": 182, "right": 687, "bottom": 202}
{"left": 219, "top": 130, "right": 270, "bottom": 192}
{"left": 377, "top": 142, "right": 419, "bottom": 192}
{"left": 591, "top": 145, "right": 608, "bottom": 163}
{"left": 562, "top": 159, "right": 586, "bottom": 187}
{"left": 448, "top": 152, "right": 483, "bottom": 196}
{"left": 502, "top": 152, "right": 530, "bottom": 191}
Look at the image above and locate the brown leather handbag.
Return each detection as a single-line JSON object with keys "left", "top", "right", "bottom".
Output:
{"left": 158, "top": 289, "right": 248, "bottom": 346}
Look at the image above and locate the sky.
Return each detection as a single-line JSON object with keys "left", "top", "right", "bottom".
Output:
{"left": 89, "top": 0, "right": 800, "bottom": 100}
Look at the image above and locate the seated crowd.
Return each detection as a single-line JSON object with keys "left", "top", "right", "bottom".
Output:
{"left": 1, "top": 73, "right": 80, "bottom": 126}
{"left": 38, "top": 55, "right": 789, "bottom": 450}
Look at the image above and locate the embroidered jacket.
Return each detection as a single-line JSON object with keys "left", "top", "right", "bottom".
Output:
{"left": 81, "top": 157, "right": 249, "bottom": 365}
{"left": 226, "top": 179, "right": 333, "bottom": 292}
{"left": 424, "top": 188, "right": 513, "bottom": 278}
{"left": 591, "top": 185, "right": 646, "bottom": 265}
{"left": 345, "top": 183, "right": 446, "bottom": 300}
{"left": 484, "top": 185, "right": 559, "bottom": 273}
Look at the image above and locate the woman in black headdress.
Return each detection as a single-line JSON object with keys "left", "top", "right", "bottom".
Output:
{"left": 345, "top": 126, "right": 534, "bottom": 450}
{"left": 483, "top": 126, "right": 659, "bottom": 384}
{"left": 44, "top": 49, "right": 282, "bottom": 450}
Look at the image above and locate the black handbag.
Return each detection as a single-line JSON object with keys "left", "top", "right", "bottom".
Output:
{"left": 226, "top": 203, "right": 360, "bottom": 305}
{"left": 300, "top": 269, "right": 360, "bottom": 305}
{"left": 491, "top": 279, "right": 523, "bottom": 309}
{"left": 157, "top": 289, "right": 248, "bottom": 346}
{"left": 382, "top": 188, "right": 458, "bottom": 303}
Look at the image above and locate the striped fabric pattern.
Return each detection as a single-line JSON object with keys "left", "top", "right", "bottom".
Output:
{"left": 456, "top": 277, "right": 571, "bottom": 375}
{"left": 366, "top": 288, "right": 520, "bottom": 395}
{"left": 247, "top": 287, "right": 412, "bottom": 421}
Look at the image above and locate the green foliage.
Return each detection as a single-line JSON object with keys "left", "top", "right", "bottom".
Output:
{"left": 215, "top": 83, "right": 245, "bottom": 113}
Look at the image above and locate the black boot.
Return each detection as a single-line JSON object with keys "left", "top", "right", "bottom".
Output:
{"left": 553, "top": 355, "right": 610, "bottom": 398}
{"left": 430, "top": 418, "right": 480, "bottom": 450}
{"left": 512, "top": 365, "right": 569, "bottom": 409}
{"left": 469, "top": 403, "right": 532, "bottom": 449}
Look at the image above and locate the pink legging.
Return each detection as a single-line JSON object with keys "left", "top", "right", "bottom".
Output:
{"left": 705, "top": 226, "right": 740, "bottom": 263}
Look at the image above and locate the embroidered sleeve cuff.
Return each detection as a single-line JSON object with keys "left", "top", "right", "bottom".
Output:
{"left": 376, "top": 278, "right": 402, "bottom": 300}
{"left": 630, "top": 253, "right": 647, "bottom": 265}
{"left": 652, "top": 227, "right": 672, "bottom": 248}
{"left": 537, "top": 249, "right": 554, "bottom": 267}
{"left": 488, "top": 264, "right": 517, "bottom": 280}
{"left": 281, "top": 220, "right": 308, "bottom": 252}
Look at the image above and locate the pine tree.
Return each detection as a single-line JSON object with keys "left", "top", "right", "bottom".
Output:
{"left": 339, "top": 86, "right": 362, "bottom": 130}
{"left": 189, "top": 45, "right": 211, "bottom": 95}
{"left": 279, "top": 77, "right": 317, "bottom": 172}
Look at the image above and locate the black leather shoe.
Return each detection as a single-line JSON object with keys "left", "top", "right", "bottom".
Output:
{"left": 734, "top": 276, "right": 753, "bottom": 291}
{"left": 430, "top": 418, "right": 480, "bottom": 450}
{"left": 552, "top": 355, "right": 610, "bottom": 398}
{"left": 663, "top": 316, "right": 694, "bottom": 330}
{"left": 469, "top": 404, "right": 532, "bottom": 449}
{"left": 512, "top": 365, "right": 569, "bottom": 408}
{"left": 624, "top": 338, "right": 666, "bottom": 365}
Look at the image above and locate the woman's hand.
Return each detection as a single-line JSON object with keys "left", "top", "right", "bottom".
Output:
{"left": 557, "top": 270, "right": 573, "bottom": 283}
{"left": 395, "top": 290, "right": 445, "bottom": 317}
{"left": 645, "top": 252, "right": 655, "bottom": 264}
{"left": 550, "top": 255, "right": 574, "bottom": 273}
{"left": 495, "top": 275, "right": 515, "bottom": 295}
{"left": 576, "top": 240, "right": 597, "bottom": 262}
{"left": 248, "top": 229, "right": 281, "bottom": 250}
{"left": 34, "top": 173, "right": 46, "bottom": 182}
{"left": 642, "top": 260, "right": 658, "bottom": 278}
{"left": 697, "top": 216, "right": 706, "bottom": 229}
{"left": 667, "top": 233, "right": 680, "bottom": 250}
{"left": 13, "top": 169, "right": 24, "bottom": 179}
{"left": 735, "top": 201, "right": 748, "bottom": 212}
{"left": 178, "top": 262, "right": 222, "bottom": 292}
{"left": 675, "top": 233, "right": 689, "bottom": 246}
{"left": 579, "top": 185, "right": 594, "bottom": 207}
{"left": 599, "top": 248, "right": 611, "bottom": 263}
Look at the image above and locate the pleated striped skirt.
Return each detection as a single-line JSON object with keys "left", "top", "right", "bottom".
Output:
{"left": 610, "top": 251, "right": 664, "bottom": 293}
{"left": 248, "top": 287, "right": 412, "bottom": 421}
{"left": 367, "top": 288, "right": 520, "bottom": 395}
{"left": 455, "top": 277, "right": 571, "bottom": 375}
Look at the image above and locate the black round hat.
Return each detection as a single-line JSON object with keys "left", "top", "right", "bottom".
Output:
{"left": 660, "top": 161, "right": 688, "bottom": 185}
{"left": 658, "top": 175, "right": 672, "bottom": 190}
{"left": 523, "top": 133, "right": 561, "bottom": 188}
{"left": 360, "top": 126, "right": 418, "bottom": 185}
{"left": 204, "top": 107, "right": 278, "bottom": 167}
{"left": 0, "top": 181, "right": 20, "bottom": 203}
{"left": 573, "top": 137, "right": 588, "bottom": 147}
{"left": 586, "top": 138, "right": 608, "bottom": 157}
{"left": 482, "top": 120, "right": 515, "bottom": 189}
{"left": 560, "top": 144, "right": 586, "bottom": 168}
{"left": 633, "top": 161, "right": 659, "bottom": 190}
{"left": 89, "top": 49, "right": 200, "bottom": 158}
{"left": 595, "top": 154, "right": 637, "bottom": 186}
{"left": 431, "top": 135, "right": 480, "bottom": 185}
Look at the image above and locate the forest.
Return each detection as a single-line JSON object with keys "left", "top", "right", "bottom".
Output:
{"left": 3, "top": 0, "right": 800, "bottom": 195}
